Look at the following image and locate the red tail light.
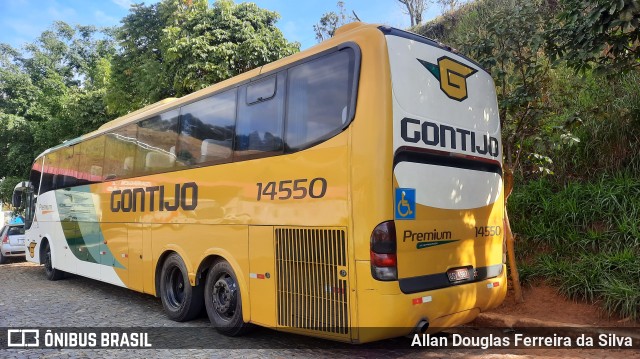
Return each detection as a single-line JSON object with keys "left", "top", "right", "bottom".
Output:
{"left": 2, "top": 235, "right": 8, "bottom": 244}
{"left": 370, "top": 252, "right": 397, "bottom": 267}
{"left": 370, "top": 221, "right": 398, "bottom": 281}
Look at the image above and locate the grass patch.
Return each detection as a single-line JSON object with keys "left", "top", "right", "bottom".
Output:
{"left": 509, "top": 174, "right": 640, "bottom": 320}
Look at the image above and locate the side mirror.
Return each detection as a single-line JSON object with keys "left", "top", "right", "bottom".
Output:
{"left": 11, "top": 181, "right": 31, "bottom": 208}
{"left": 12, "top": 191, "right": 22, "bottom": 208}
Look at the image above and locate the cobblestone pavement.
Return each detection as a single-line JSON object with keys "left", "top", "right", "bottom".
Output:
{"left": 0, "top": 260, "right": 634, "bottom": 358}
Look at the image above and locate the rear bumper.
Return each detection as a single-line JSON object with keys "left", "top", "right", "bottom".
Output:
{"left": 353, "top": 261, "right": 507, "bottom": 343}
{"left": 1, "top": 243, "right": 26, "bottom": 257}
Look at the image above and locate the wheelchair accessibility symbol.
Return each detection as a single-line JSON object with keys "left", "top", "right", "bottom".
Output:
{"left": 395, "top": 188, "right": 416, "bottom": 220}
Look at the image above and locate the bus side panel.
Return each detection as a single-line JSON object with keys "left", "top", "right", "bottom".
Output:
{"left": 127, "top": 223, "right": 144, "bottom": 292}
{"left": 150, "top": 223, "right": 249, "bottom": 287}
{"left": 248, "top": 226, "right": 276, "bottom": 327}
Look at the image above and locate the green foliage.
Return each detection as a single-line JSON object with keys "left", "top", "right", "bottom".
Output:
{"left": 0, "top": 114, "right": 35, "bottom": 177}
{"left": 510, "top": 175, "right": 640, "bottom": 320}
{"left": 544, "top": 69, "right": 640, "bottom": 178}
{"left": 105, "top": 2, "right": 176, "bottom": 116}
{"left": 0, "top": 176, "right": 26, "bottom": 205}
{"left": 106, "top": 0, "right": 299, "bottom": 116}
{"left": 420, "top": 0, "right": 555, "bottom": 173}
{"left": 163, "top": 0, "right": 299, "bottom": 96}
{"left": 0, "top": 22, "right": 114, "bottom": 179}
{"left": 547, "top": 0, "right": 640, "bottom": 74}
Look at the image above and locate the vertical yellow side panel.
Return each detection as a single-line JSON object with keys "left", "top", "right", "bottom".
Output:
{"left": 128, "top": 223, "right": 144, "bottom": 292}
{"left": 142, "top": 224, "right": 154, "bottom": 295}
{"left": 248, "top": 226, "right": 276, "bottom": 327}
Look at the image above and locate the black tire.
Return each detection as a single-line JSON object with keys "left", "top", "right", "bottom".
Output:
{"left": 42, "top": 241, "right": 64, "bottom": 281}
{"left": 0, "top": 250, "right": 7, "bottom": 264}
{"left": 204, "top": 260, "right": 253, "bottom": 336}
{"left": 159, "top": 253, "right": 203, "bottom": 322}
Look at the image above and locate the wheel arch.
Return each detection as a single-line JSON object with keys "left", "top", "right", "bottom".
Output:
{"left": 197, "top": 249, "right": 251, "bottom": 324}
{"left": 39, "top": 237, "right": 51, "bottom": 266}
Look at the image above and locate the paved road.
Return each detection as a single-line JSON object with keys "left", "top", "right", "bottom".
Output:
{"left": 0, "top": 260, "right": 633, "bottom": 358}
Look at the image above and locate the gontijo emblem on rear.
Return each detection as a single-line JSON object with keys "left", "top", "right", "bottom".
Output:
{"left": 418, "top": 56, "right": 477, "bottom": 101}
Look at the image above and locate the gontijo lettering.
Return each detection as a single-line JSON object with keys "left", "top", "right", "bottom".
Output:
{"left": 401, "top": 117, "right": 500, "bottom": 157}
{"left": 110, "top": 182, "right": 198, "bottom": 212}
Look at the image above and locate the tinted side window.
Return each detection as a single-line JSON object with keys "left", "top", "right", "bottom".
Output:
{"left": 178, "top": 89, "right": 236, "bottom": 165}
{"left": 247, "top": 77, "right": 276, "bottom": 104}
{"left": 58, "top": 146, "right": 79, "bottom": 188}
{"left": 78, "top": 136, "right": 105, "bottom": 184}
{"left": 103, "top": 124, "right": 138, "bottom": 180}
{"left": 135, "top": 110, "right": 180, "bottom": 175}
{"left": 286, "top": 50, "right": 355, "bottom": 151}
{"left": 30, "top": 158, "right": 43, "bottom": 195}
{"left": 235, "top": 73, "right": 285, "bottom": 159}
{"left": 40, "top": 151, "right": 59, "bottom": 194}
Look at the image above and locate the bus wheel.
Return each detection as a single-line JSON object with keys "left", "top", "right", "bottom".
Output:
{"left": 159, "top": 253, "right": 203, "bottom": 322}
{"left": 205, "top": 260, "right": 253, "bottom": 336}
{"left": 42, "top": 241, "right": 64, "bottom": 281}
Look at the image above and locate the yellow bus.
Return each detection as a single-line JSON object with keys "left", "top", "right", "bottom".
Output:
{"left": 17, "top": 23, "right": 507, "bottom": 343}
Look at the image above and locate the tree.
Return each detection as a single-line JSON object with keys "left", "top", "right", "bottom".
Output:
{"left": 0, "top": 176, "right": 26, "bottom": 205}
{"left": 106, "top": 0, "right": 300, "bottom": 115}
{"left": 0, "top": 114, "right": 35, "bottom": 178}
{"left": 0, "top": 22, "right": 114, "bottom": 179}
{"left": 448, "top": 0, "right": 553, "bottom": 174}
{"left": 313, "top": 1, "right": 360, "bottom": 42}
{"left": 397, "top": 0, "right": 430, "bottom": 27}
{"left": 546, "top": 0, "right": 640, "bottom": 73}
{"left": 436, "top": 0, "right": 467, "bottom": 14}
{"left": 106, "top": 2, "right": 173, "bottom": 116}
{"left": 162, "top": 0, "right": 300, "bottom": 96}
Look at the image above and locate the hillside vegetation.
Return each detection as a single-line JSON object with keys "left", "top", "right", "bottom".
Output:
{"left": 415, "top": 0, "right": 639, "bottom": 320}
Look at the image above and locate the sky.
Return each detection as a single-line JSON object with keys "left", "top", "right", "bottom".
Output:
{"left": 0, "top": 0, "right": 442, "bottom": 51}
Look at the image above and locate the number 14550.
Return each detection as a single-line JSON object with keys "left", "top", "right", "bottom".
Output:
{"left": 256, "top": 178, "right": 327, "bottom": 201}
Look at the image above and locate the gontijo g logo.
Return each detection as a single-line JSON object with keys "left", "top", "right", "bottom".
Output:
{"left": 418, "top": 56, "right": 477, "bottom": 101}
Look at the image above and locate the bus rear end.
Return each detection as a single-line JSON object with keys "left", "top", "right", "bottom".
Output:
{"left": 359, "top": 28, "right": 507, "bottom": 341}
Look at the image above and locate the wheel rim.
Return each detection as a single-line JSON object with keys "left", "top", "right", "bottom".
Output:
{"left": 165, "top": 266, "right": 185, "bottom": 309}
{"left": 212, "top": 273, "right": 237, "bottom": 320}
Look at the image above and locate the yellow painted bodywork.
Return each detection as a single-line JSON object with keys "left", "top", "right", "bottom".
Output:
{"left": 395, "top": 196, "right": 505, "bottom": 279}
{"left": 33, "top": 23, "right": 507, "bottom": 343}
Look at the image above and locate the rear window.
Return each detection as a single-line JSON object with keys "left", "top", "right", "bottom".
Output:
{"left": 285, "top": 49, "right": 355, "bottom": 151}
{"left": 8, "top": 226, "right": 25, "bottom": 235}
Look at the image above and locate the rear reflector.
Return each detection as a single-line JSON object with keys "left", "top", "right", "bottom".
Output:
{"left": 412, "top": 296, "right": 432, "bottom": 305}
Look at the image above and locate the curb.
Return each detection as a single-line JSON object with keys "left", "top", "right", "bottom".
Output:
{"left": 474, "top": 312, "right": 640, "bottom": 340}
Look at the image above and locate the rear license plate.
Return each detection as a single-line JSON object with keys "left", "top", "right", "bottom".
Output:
{"left": 447, "top": 267, "right": 471, "bottom": 282}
